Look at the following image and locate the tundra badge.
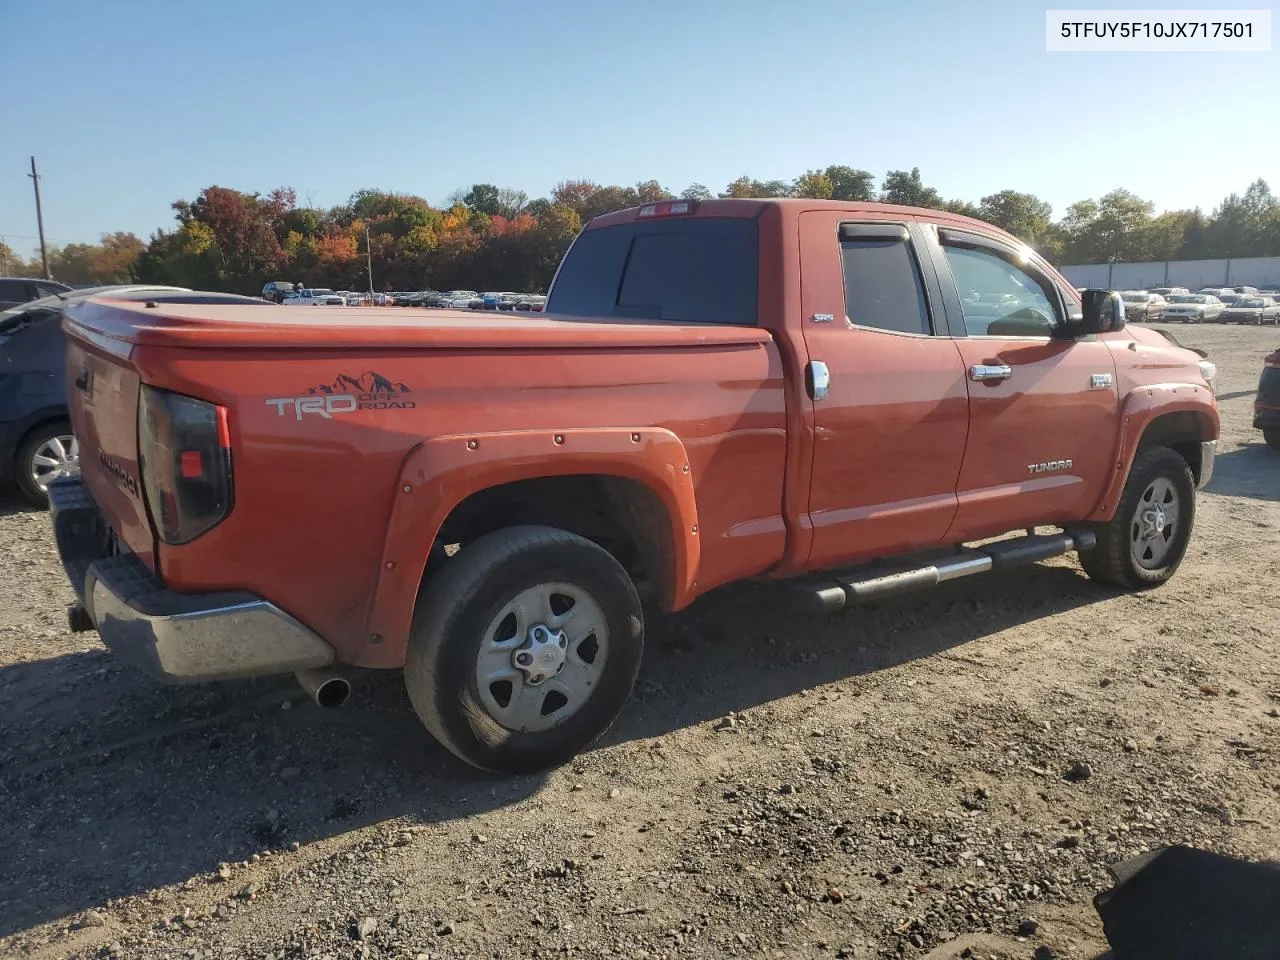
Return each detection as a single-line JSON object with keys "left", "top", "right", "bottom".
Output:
{"left": 1027, "top": 459, "right": 1073, "bottom": 475}
{"left": 1090, "top": 373, "right": 1114, "bottom": 389}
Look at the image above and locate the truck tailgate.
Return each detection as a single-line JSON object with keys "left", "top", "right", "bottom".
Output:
{"left": 65, "top": 334, "right": 154, "bottom": 567}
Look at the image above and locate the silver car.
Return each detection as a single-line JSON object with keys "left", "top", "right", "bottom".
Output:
{"left": 1161, "top": 294, "right": 1225, "bottom": 323}
{"left": 1221, "top": 296, "right": 1280, "bottom": 325}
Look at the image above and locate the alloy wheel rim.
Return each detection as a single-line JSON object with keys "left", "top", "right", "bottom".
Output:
{"left": 1130, "top": 477, "right": 1179, "bottom": 569}
{"left": 474, "top": 581, "right": 609, "bottom": 733}
{"left": 31, "top": 435, "right": 80, "bottom": 491}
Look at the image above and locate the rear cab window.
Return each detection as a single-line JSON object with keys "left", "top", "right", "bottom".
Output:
{"left": 838, "top": 223, "right": 933, "bottom": 335}
{"left": 546, "top": 217, "right": 759, "bottom": 325}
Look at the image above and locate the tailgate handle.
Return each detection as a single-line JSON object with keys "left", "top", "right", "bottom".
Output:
{"left": 74, "top": 370, "right": 91, "bottom": 391}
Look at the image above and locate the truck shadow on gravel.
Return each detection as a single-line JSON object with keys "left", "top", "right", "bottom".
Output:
{"left": 0, "top": 561, "right": 1112, "bottom": 937}
{"left": 1205, "top": 443, "right": 1280, "bottom": 502}
{"left": 0, "top": 494, "right": 36, "bottom": 518}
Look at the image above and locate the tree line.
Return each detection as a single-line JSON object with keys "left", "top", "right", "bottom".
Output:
{"left": 4, "top": 168, "right": 1279, "bottom": 295}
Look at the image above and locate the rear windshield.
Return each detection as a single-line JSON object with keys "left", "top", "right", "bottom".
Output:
{"left": 547, "top": 217, "right": 759, "bottom": 325}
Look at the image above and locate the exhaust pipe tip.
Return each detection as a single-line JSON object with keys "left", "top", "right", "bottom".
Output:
{"left": 295, "top": 668, "right": 351, "bottom": 709}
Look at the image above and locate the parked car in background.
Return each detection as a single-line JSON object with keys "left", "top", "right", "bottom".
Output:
{"left": 1161, "top": 294, "right": 1225, "bottom": 322}
{"left": 1198, "top": 287, "right": 1234, "bottom": 298}
{"left": 443, "top": 290, "right": 480, "bottom": 309}
{"left": 0, "top": 277, "right": 73, "bottom": 311}
{"left": 514, "top": 295, "right": 547, "bottom": 312}
{"left": 284, "top": 288, "right": 345, "bottom": 306}
{"left": 1232, "top": 285, "right": 1259, "bottom": 295}
{"left": 261, "top": 281, "right": 296, "bottom": 304}
{"left": 1257, "top": 347, "right": 1280, "bottom": 449}
{"left": 478, "top": 292, "right": 522, "bottom": 310}
{"left": 1219, "top": 293, "right": 1248, "bottom": 307}
{"left": 1, "top": 286, "right": 271, "bottom": 505}
{"left": 1150, "top": 286, "right": 1190, "bottom": 299}
{"left": 1221, "top": 296, "right": 1280, "bottom": 325}
{"left": 1120, "top": 291, "right": 1165, "bottom": 321}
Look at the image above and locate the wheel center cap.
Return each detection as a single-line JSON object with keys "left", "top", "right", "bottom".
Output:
{"left": 1142, "top": 505, "right": 1167, "bottom": 538}
{"left": 512, "top": 624, "right": 568, "bottom": 685}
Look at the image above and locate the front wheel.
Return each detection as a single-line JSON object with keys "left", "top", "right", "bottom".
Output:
{"left": 404, "top": 525, "right": 644, "bottom": 774}
{"left": 1079, "top": 447, "right": 1196, "bottom": 589}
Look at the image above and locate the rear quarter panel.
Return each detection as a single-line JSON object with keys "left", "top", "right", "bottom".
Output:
{"left": 134, "top": 339, "right": 788, "bottom": 665}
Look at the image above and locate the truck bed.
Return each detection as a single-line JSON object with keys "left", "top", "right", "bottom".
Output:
{"left": 61, "top": 295, "right": 790, "bottom": 666}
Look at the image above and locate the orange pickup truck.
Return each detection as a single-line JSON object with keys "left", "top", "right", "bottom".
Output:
{"left": 50, "top": 199, "right": 1219, "bottom": 773}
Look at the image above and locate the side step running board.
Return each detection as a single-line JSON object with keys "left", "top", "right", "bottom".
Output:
{"left": 797, "top": 530, "right": 1096, "bottom": 614}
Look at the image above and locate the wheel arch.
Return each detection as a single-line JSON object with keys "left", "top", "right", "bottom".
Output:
{"left": 358, "top": 427, "right": 700, "bottom": 668}
{"left": 1087, "top": 389, "right": 1219, "bottom": 522}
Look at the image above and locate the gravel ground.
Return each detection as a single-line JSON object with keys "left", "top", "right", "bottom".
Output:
{"left": 1, "top": 323, "right": 1277, "bottom": 960}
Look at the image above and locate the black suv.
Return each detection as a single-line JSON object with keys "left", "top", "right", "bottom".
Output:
{"left": 1258, "top": 346, "right": 1280, "bottom": 450}
{"left": 0, "top": 277, "right": 73, "bottom": 311}
{"left": 1, "top": 286, "right": 273, "bottom": 505}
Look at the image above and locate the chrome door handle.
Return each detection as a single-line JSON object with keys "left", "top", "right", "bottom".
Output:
{"left": 806, "top": 360, "right": 830, "bottom": 400}
{"left": 969, "top": 363, "right": 1012, "bottom": 382}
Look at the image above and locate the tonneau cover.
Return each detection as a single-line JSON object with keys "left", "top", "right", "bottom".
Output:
{"left": 63, "top": 298, "right": 773, "bottom": 351}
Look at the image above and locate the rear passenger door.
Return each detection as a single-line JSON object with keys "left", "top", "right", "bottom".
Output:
{"left": 798, "top": 212, "right": 970, "bottom": 570}
{"left": 923, "top": 226, "right": 1119, "bottom": 539}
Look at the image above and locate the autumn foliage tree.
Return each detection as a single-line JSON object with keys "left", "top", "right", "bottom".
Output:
{"left": 10, "top": 169, "right": 1267, "bottom": 293}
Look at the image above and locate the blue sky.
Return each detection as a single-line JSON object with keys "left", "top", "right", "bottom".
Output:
{"left": 1, "top": 0, "right": 1277, "bottom": 252}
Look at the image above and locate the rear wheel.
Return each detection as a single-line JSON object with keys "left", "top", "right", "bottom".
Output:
{"left": 404, "top": 525, "right": 644, "bottom": 774}
{"left": 1079, "top": 447, "right": 1196, "bottom": 589}
{"left": 15, "top": 420, "right": 79, "bottom": 506}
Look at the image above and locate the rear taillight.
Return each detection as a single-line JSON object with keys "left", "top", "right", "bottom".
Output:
{"left": 138, "top": 386, "right": 234, "bottom": 544}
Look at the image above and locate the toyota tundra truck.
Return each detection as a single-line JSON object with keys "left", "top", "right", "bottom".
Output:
{"left": 49, "top": 198, "right": 1219, "bottom": 774}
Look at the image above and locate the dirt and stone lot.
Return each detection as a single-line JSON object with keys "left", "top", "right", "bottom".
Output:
{"left": 1, "top": 324, "right": 1277, "bottom": 960}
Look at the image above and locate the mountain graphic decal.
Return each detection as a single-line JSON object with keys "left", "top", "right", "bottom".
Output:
{"left": 306, "top": 372, "right": 411, "bottom": 396}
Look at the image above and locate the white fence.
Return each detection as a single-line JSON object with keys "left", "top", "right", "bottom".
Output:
{"left": 1061, "top": 257, "right": 1280, "bottom": 291}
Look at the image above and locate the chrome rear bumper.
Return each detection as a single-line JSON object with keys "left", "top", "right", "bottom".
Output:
{"left": 49, "top": 478, "right": 334, "bottom": 684}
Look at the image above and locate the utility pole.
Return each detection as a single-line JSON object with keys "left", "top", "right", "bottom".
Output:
{"left": 28, "top": 156, "right": 51, "bottom": 280}
{"left": 365, "top": 226, "right": 374, "bottom": 301}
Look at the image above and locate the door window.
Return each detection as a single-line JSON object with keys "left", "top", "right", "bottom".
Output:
{"left": 839, "top": 232, "right": 932, "bottom": 335}
{"left": 943, "top": 245, "right": 1061, "bottom": 337}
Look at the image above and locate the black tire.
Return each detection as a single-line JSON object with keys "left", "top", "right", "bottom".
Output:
{"left": 1264, "top": 429, "right": 1280, "bottom": 450}
{"left": 14, "top": 419, "right": 78, "bottom": 507}
{"left": 1078, "top": 447, "right": 1196, "bottom": 589}
{"left": 404, "top": 525, "right": 644, "bottom": 774}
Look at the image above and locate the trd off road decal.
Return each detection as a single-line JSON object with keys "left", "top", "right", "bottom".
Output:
{"left": 265, "top": 371, "right": 416, "bottom": 420}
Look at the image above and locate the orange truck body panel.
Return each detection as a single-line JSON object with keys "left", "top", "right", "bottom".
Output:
{"left": 61, "top": 199, "right": 1219, "bottom": 671}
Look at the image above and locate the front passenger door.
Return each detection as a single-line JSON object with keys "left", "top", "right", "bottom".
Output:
{"left": 928, "top": 230, "right": 1119, "bottom": 541}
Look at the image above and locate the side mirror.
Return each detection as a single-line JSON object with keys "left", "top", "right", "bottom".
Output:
{"left": 1070, "top": 289, "right": 1126, "bottom": 337}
